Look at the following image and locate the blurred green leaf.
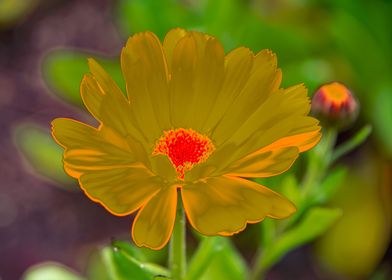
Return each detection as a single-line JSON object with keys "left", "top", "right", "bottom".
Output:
{"left": 198, "top": 238, "right": 248, "bottom": 280}
{"left": 280, "top": 174, "right": 301, "bottom": 205}
{"left": 0, "top": 0, "right": 38, "bottom": 27}
{"left": 112, "top": 240, "right": 147, "bottom": 262}
{"left": 311, "top": 167, "right": 347, "bottom": 204}
{"left": 42, "top": 50, "right": 123, "bottom": 107}
{"left": 372, "top": 85, "right": 392, "bottom": 156}
{"left": 260, "top": 207, "right": 342, "bottom": 270}
{"left": 331, "top": 125, "right": 372, "bottom": 164}
{"left": 14, "top": 123, "right": 76, "bottom": 189}
{"left": 115, "top": 0, "right": 198, "bottom": 39}
{"left": 23, "top": 262, "right": 85, "bottom": 280}
{"left": 186, "top": 237, "right": 225, "bottom": 280}
{"left": 104, "top": 242, "right": 170, "bottom": 280}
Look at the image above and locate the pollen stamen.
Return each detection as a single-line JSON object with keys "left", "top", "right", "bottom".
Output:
{"left": 153, "top": 128, "right": 215, "bottom": 180}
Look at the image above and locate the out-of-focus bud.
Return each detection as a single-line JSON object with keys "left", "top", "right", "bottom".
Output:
{"left": 311, "top": 82, "right": 359, "bottom": 129}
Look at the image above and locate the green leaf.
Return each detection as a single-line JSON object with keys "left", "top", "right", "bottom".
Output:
{"left": 0, "top": 0, "right": 38, "bottom": 26}
{"left": 115, "top": 0, "right": 198, "bottom": 39}
{"left": 280, "top": 174, "right": 301, "bottom": 206}
{"left": 111, "top": 240, "right": 147, "bottom": 262}
{"left": 186, "top": 237, "right": 225, "bottom": 280}
{"left": 14, "top": 123, "right": 76, "bottom": 189}
{"left": 105, "top": 243, "right": 170, "bottom": 280}
{"left": 198, "top": 238, "right": 248, "bottom": 280}
{"left": 22, "top": 262, "right": 85, "bottom": 280}
{"left": 260, "top": 207, "right": 342, "bottom": 270}
{"left": 331, "top": 125, "right": 372, "bottom": 164}
{"left": 311, "top": 167, "right": 347, "bottom": 204}
{"left": 42, "top": 50, "right": 123, "bottom": 107}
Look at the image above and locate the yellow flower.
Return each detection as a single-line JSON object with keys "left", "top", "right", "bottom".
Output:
{"left": 51, "top": 28, "right": 321, "bottom": 250}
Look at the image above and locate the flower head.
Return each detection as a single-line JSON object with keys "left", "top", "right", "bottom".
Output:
{"left": 311, "top": 82, "right": 359, "bottom": 129}
{"left": 52, "top": 28, "right": 321, "bottom": 250}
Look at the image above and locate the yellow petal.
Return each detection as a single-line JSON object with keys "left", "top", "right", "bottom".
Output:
{"left": 182, "top": 176, "right": 295, "bottom": 236}
{"left": 210, "top": 49, "right": 282, "bottom": 144}
{"left": 225, "top": 146, "right": 299, "bottom": 177}
{"left": 132, "top": 185, "right": 178, "bottom": 250}
{"left": 163, "top": 28, "right": 188, "bottom": 73}
{"left": 52, "top": 118, "right": 139, "bottom": 177}
{"left": 222, "top": 130, "right": 321, "bottom": 177}
{"left": 52, "top": 118, "right": 161, "bottom": 216}
{"left": 121, "top": 31, "right": 170, "bottom": 143}
{"left": 202, "top": 47, "right": 254, "bottom": 133}
{"left": 80, "top": 168, "right": 161, "bottom": 216}
{"left": 213, "top": 84, "right": 318, "bottom": 165}
{"left": 168, "top": 32, "right": 225, "bottom": 130}
{"left": 263, "top": 129, "right": 322, "bottom": 153}
{"left": 81, "top": 61, "right": 145, "bottom": 144}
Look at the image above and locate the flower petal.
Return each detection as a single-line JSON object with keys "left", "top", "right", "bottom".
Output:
{"left": 225, "top": 146, "right": 299, "bottom": 177}
{"left": 52, "top": 118, "right": 136, "bottom": 177}
{"left": 202, "top": 47, "right": 254, "bottom": 133}
{"left": 52, "top": 118, "right": 161, "bottom": 215}
{"left": 222, "top": 130, "right": 321, "bottom": 177}
{"left": 121, "top": 31, "right": 170, "bottom": 143}
{"left": 132, "top": 185, "right": 178, "bottom": 249}
{"left": 182, "top": 176, "right": 295, "bottom": 236}
{"left": 79, "top": 168, "right": 161, "bottom": 216}
{"left": 210, "top": 49, "right": 282, "bottom": 143}
{"left": 188, "top": 85, "right": 319, "bottom": 181}
{"left": 163, "top": 28, "right": 188, "bottom": 72}
{"left": 81, "top": 61, "right": 145, "bottom": 144}
{"left": 169, "top": 31, "right": 225, "bottom": 130}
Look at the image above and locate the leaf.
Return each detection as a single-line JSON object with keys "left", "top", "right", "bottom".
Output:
{"left": 14, "top": 123, "right": 76, "bottom": 189}
{"left": 22, "top": 262, "right": 85, "bottom": 280}
{"left": 260, "top": 207, "right": 342, "bottom": 270}
{"left": 111, "top": 240, "right": 147, "bottom": 262}
{"left": 186, "top": 237, "right": 225, "bottom": 280}
{"left": 42, "top": 50, "right": 123, "bottom": 107}
{"left": 311, "top": 167, "right": 347, "bottom": 204}
{"left": 198, "top": 238, "right": 248, "bottom": 280}
{"left": 115, "top": 0, "right": 198, "bottom": 39}
{"left": 280, "top": 174, "right": 301, "bottom": 206}
{"left": 105, "top": 242, "right": 170, "bottom": 280}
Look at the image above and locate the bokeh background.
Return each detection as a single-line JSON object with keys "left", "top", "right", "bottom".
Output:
{"left": 0, "top": 0, "right": 391, "bottom": 279}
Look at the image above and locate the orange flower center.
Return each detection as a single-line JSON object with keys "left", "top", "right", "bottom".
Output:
{"left": 153, "top": 128, "right": 215, "bottom": 180}
{"left": 321, "top": 82, "right": 351, "bottom": 106}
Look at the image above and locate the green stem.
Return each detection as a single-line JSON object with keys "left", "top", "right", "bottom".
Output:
{"left": 170, "top": 191, "right": 186, "bottom": 280}
{"left": 330, "top": 125, "right": 372, "bottom": 164}
{"left": 302, "top": 128, "right": 337, "bottom": 196}
{"left": 250, "top": 219, "right": 274, "bottom": 280}
{"left": 250, "top": 260, "right": 265, "bottom": 280}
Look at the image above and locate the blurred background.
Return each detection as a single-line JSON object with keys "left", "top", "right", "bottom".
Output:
{"left": 0, "top": 0, "right": 391, "bottom": 279}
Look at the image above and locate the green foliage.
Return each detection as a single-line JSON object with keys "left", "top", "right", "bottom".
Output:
{"left": 115, "top": 0, "right": 198, "bottom": 40}
{"left": 197, "top": 238, "right": 248, "bottom": 280}
{"left": 42, "top": 50, "right": 124, "bottom": 107}
{"left": 311, "top": 167, "right": 347, "bottom": 204}
{"left": 107, "top": 242, "right": 170, "bottom": 280}
{"left": 14, "top": 123, "right": 76, "bottom": 188}
{"left": 22, "top": 262, "right": 85, "bottom": 280}
{"left": 260, "top": 207, "right": 342, "bottom": 270}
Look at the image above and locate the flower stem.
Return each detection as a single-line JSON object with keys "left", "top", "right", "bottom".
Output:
{"left": 302, "top": 128, "right": 337, "bottom": 196}
{"left": 170, "top": 190, "right": 186, "bottom": 280}
{"left": 330, "top": 124, "right": 372, "bottom": 164}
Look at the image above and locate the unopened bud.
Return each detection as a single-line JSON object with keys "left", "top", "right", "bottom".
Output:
{"left": 311, "top": 82, "right": 359, "bottom": 129}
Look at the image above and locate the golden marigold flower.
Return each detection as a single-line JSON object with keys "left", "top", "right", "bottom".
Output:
{"left": 51, "top": 28, "right": 321, "bottom": 250}
{"left": 311, "top": 82, "right": 359, "bottom": 129}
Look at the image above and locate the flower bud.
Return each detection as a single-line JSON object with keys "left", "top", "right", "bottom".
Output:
{"left": 311, "top": 82, "right": 359, "bottom": 129}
